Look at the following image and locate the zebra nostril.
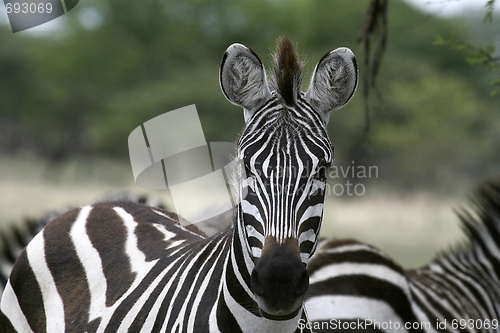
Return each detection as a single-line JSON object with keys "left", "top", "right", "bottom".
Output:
{"left": 296, "top": 270, "right": 309, "bottom": 296}
{"left": 251, "top": 269, "right": 264, "bottom": 295}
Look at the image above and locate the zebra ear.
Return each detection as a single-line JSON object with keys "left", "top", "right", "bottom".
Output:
{"left": 305, "top": 47, "right": 358, "bottom": 122}
{"left": 220, "top": 44, "right": 272, "bottom": 122}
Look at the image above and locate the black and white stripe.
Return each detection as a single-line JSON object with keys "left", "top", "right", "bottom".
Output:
{"left": 0, "top": 38, "right": 359, "bottom": 332}
{"left": 0, "top": 191, "right": 168, "bottom": 298}
{"left": 238, "top": 94, "right": 333, "bottom": 263}
{"left": 305, "top": 178, "right": 500, "bottom": 332}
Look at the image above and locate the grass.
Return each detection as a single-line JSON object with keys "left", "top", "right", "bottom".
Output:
{"left": 0, "top": 155, "right": 467, "bottom": 269}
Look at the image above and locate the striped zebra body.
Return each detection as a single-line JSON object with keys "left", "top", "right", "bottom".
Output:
{"left": 305, "top": 240, "right": 424, "bottom": 333}
{"left": 0, "top": 38, "right": 359, "bottom": 332}
{"left": 305, "top": 179, "right": 500, "bottom": 332}
{"left": 1, "top": 202, "right": 308, "bottom": 332}
{"left": 0, "top": 191, "right": 168, "bottom": 298}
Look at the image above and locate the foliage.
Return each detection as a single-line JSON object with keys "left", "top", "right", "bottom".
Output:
{"left": 0, "top": 0, "right": 498, "bottom": 190}
{"left": 372, "top": 64, "right": 497, "bottom": 186}
{"left": 434, "top": 1, "right": 500, "bottom": 96}
{"left": 434, "top": 35, "right": 500, "bottom": 96}
{"left": 485, "top": 0, "right": 496, "bottom": 22}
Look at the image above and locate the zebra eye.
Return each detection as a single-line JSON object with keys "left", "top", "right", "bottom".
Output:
{"left": 313, "top": 162, "right": 329, "bottom": 181}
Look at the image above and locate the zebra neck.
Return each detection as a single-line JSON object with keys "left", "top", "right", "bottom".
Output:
{"left": 214, "top": 213, "right": 303, "bottom": 333}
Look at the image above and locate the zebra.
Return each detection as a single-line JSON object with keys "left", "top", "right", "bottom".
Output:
{"left": 0, "top": 191, "right": 169, "bottom": 297}
{"left": 0, "top": 37, "right": 359, "bottom": 332}
{"left": 304, "top": 177, "right": 500, "bottom": 333}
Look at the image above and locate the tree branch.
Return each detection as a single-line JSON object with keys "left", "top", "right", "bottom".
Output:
{"left": 358, "top": 0, "right": 388, "bottom": 135}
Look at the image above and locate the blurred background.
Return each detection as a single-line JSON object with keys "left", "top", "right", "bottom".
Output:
{"left": 0, "top": 0, "right": 499, "bottom": 268}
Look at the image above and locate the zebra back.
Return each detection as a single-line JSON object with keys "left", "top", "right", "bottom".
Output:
{"left": 0, "top": 191, "right": 170, "bottom": 298}
{"left": 0, "top": 201, "right": 210, "bottom": 332}
{"left": 408, "top": 178, "right": 500, "bottom": 332}
{"left": 305, "top": 177, "right": 500, "bottom": 333}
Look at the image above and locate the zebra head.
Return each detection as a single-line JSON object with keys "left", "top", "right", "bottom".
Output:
{"left": 220, "top": 37, "right": 358, "bottom": 319}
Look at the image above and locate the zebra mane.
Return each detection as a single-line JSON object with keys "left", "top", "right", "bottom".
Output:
{"left": 270, "top": 36, "right": 303, "bottom": 106}
{"left": 436, "top": 176, "right": 500, "bottom": 263}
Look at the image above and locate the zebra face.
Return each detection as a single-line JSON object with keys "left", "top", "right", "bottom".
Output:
{"left": 237, "top": 102, "right": 333, "bottom": 262}
{"left": 220, "top": 38, "right": 358, "bottom": 319}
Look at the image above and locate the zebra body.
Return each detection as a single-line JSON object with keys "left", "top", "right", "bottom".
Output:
{"left": 1, "top": 202, "right": 306, "bottom": 332}
{"left": 0, "top": 38, "right": 359, "bottom": 332}
{"left": 0, "top": 191, "right": 168, "bottom": 297}
{"left": 305, "top": 179, "right": 500, "bottom": 332}
{"left": 306, "top": 239, "right": 426, "bottom": 333}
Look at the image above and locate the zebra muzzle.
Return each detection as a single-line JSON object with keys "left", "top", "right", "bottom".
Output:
{"left": 250, "top": 237, "right": 309, "bottom": 319}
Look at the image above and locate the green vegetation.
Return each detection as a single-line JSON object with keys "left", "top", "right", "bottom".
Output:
{"left": 0, "top": 0, "right": 498, "bottom": 191}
